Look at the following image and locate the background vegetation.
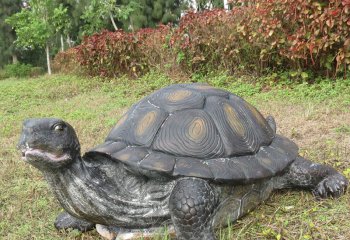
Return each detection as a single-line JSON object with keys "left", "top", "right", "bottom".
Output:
{"left": 73, "top": 1, "right": 350, "bottom": 79}
{"left": 1, "top": 0, "right": 217, "bottom": 72}
{"left": 1, "top": 0, "right": 350, "bottom": 239}
{"left": 2, "top": 0, "right": 350, "bottom": 79}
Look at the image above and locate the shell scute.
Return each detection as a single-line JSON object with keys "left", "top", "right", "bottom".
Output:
{"left": 89, "top": 141, "right": 127, "bottom": 156}
{"left": 152, "top": 109, "right": 225, "bottom": 158}
{"left": 256, "top": 147, "right": 290, "bottom": 175}
{"left": 111, "top": 146, "right": 148, "bottom": 167}
{"left": 185, "top": 83, "right": 230, "bottom": 98}
{"left": 206, "top": 158, "right": 246, "bottom": 181}
{"left": 205, "top": 96, "right": 263, "bottom": 156}
{"left": 106, "top": 100, "right": 168, "bottom": 147}
{"left": 139, "top": 151, "right": 175, "bottom": 173}
{"left": 241, "top": 101, "right": 275, "bottom": 142}
{"left": 173, "top": 157, "right": 213, "bottom": 178}
{"left": 149, "top": 85, "right": 205, "bottom": 112}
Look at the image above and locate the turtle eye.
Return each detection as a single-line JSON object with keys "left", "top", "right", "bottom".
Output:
{"left": 53, "top": 124, "right": 65, "bottom": 132}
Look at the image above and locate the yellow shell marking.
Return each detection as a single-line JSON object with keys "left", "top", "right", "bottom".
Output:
{"left": 245, "top": 102, "right": 266, "bottom": 126}
{"left": 136, "top": 111, "right": 157, "bottom": 136}
{"left": 188, "top": 117, "right": 206, "bottom": 142}
{"left": 118, "top": 153, "right": 130, "bottom": 161}
{"left": 261, "top": 157, "right": 273, "bottom": 165}
{"left": 192, "top": 85, "right": 214, "bottom": 90}
{"left": 167, "top": 90, "right": 192, "bottom": 102}
{"left": 113, "top": 114, "right": 128, "bottom": 130}
{"left": 223, "top": 103, "right": 245, "bottom": 137}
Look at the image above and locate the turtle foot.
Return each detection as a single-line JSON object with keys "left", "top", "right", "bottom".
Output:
{"left": 96, "top": 224, "right": 175, "bottom": 240}
{"left": 96, "top": 225, "right": 118, "bottom": 240}
{"left": 312, "top": 173, "right": 348, "bottom": 199}
{"left": 54, "top": 211, "right": 95, "bottom": 232}
{"left": 169, "top": 178, "right": 217, "bottom": 240}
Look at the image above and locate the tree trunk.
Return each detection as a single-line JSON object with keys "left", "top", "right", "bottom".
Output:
{"left": 60, "top": 34, "right": 64, "bottom": 52}
{"left": 67, "top": 35, "right": 72, "bottom": 48}
{"left": 223, "top": 0, "right": 229, "bottom": 10}
{"left": 191, "top": 0, "right": 197, "bottom": 12}
{"left": 12, "top": 54, "right": 18, "bottom": 64}
{"left": 46, "top": 43, "right": 52, "bottom": 75}
{"left": 109, "top": 12, "right": 118, "bottom": 31}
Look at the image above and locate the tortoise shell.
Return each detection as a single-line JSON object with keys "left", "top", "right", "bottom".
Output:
{"left": 87, "top": 83, "right": 298, "bottom": 182}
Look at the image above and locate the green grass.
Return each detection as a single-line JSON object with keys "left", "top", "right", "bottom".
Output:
{"left": 0, "top": 73, "right": 349, "bottom": 239}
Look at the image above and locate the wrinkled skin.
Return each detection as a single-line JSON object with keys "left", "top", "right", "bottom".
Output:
{"left": 18, "top": 118, "right": 348, "bottom": 240}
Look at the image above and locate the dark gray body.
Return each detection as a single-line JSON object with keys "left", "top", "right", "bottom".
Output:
{"left": 46, "top": 152, "right": 275, "bottom": 229}
{"left": 43, "top": 152, "right": 347, "bottom": 238}
{"left": 46, "top": 155, "right": 174, "bottom": 228}
{"left": 17, "top": 84, "right": 348, "bottom": 240}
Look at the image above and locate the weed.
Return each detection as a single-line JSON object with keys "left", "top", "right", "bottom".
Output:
{"left": 334, "top": 125, "right": 350, "bottom": 135}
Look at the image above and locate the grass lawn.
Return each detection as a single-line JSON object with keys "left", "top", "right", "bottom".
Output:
{"left": 0, "top": 73, "right": 349, "bottom": 240}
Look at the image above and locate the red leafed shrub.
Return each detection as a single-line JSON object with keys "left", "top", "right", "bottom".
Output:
{"left": 65, "top": 0, "right": 350, "bottom": 78}
{"left": 137, "top": 25, "right": 188, "bottom": 80}
{"left": 171, "top": 0, "right": 350, "bottom": 76}
{"left": 52, "top": 48, "right": 81, "bottom": 74}
{"left": 240, "top": 0, "right": 350, "bottom": 76}
{"left": 170, "top": 9, "right": 260, "bottom": 74}
{"left": 75, "top": 26, "right": 171, "bottom": 78}
{"left": 136, "top": 25, "right": 176, "bottom": 71}
{"left": 76, "top": 30, "right": 144, "bottom": 78}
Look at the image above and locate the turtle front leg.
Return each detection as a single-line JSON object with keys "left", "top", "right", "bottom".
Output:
{"left": 169, "top": 178, "right": 218, "bottom": 240}
{"left": 276, "top": 156, "right": 348, "bottom": 198}
{"left": 54, "top": 211, "right": 95, "bottom": 232}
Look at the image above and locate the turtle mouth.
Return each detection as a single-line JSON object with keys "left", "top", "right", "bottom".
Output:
{"left": 21, "top": 148, "right": 70, "bottom": 162}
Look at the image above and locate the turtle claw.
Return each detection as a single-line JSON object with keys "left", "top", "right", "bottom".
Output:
{"left": 313, "top": 174, "right": 348, "bottom": 199}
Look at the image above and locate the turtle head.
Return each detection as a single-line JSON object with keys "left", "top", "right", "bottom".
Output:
{"left": 17, "top": 118, "right": 81, "bottom": 171}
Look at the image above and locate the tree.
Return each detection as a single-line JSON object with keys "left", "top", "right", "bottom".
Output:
{"left": 53, "top": 4, "right": 71, "bottom": 52}
{"left": 0, "top": 0, "right": 22, "bottom": 68}
{"left": 118, "top": 0, "right": 184, "bottom": 31}
{"left": 81, "top": 0, "right": 139, "bottom": 36}
{"left": 189, "top": 0, "right": 224, "bottom": 11}
{"left": 54, "top": 0, "right": 85, "bottom": 45}
{"left": 186, "top": 0, "right": 232, "bottom": 11}
{"left": 6, "top": 0, "right": 69, "bottom": 74}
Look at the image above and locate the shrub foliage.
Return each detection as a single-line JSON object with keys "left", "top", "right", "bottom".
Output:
{"left": 0, "top": 63, "right": 44, "bottom": 79}
{"left": 74, "top": 26, "right": 171, "bottom": 78}
{"left": 241, "top": 0, "right": 350, "bottom": 76}
{"left": 59, "top": 0, "right": 350, "bottom": 78}
{"left": 52, "top": 48, "right": 81, "bottom": 74}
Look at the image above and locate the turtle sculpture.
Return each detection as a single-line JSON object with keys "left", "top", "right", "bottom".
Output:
{"left": 18, "top": 83, "right": 348, "bottom": 240}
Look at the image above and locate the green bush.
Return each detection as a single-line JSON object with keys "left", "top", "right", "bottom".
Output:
{"left": 5, "top": 63, "right": 33, "bottom": 78}
{"left": 0, "top": 70, "right": 7, "bottom": 80}
{"left": 1, "top": 63, "right": 44, "bottom": 79}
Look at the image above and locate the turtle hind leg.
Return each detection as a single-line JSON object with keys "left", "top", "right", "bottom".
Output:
{"left": 276, "top": 156, "right": 348, "bottom": 199}
{"left": 54, "top": 211, "right": 95, "bottom": 232}
{"left": 169, "top": 178, "right": 218, "bottom": 240}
